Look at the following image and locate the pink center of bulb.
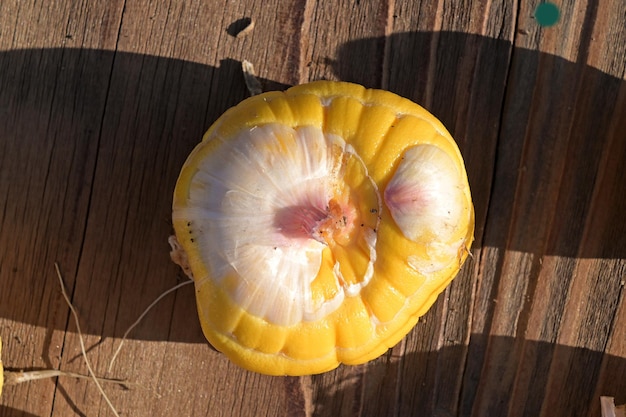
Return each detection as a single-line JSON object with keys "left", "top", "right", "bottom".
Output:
{"left": 275, "top": 198, "right": 356, "bottom": 245}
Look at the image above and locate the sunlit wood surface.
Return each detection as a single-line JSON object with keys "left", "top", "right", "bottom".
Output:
{"left": 1, "top": 1, "right": 624, "bottom": 416}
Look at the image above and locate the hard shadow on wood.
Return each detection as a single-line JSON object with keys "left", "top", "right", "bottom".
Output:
{"left": 312, "top": 335, "right": 626, "bottom": 417}
{"left": 0, "top": 48, "right": 287, "bottom": 344}
{"left": 0, "top": 407, "right": 38, "bottom": 417}
{"left": 0, "top": 30, "right": 623, "bottom": 349}
{"left": 336, "top": 31, "right": 626, "bottom": 260}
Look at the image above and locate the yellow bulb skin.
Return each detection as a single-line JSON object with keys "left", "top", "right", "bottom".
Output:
{"left": 172, "top": 81, "right": 474, "bottom": 376}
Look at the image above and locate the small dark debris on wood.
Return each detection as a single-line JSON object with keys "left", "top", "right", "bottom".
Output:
{"left": 227, "top": 17, "right": 254, "bottom": 38}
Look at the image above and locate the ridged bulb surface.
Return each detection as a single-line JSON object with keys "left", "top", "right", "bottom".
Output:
{"left": 171, "top": 81, "right": 474, "bottom": 376}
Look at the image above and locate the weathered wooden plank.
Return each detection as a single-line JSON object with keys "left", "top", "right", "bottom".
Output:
{"left": 312, "top": 1, "right": 517, "bottom": 415}
{"left": 382, "top": 3, "right": 516, "bottom": 417}
{"left": 294, "top": 1, "right": 396, "bottom": 415}
{"left": 0, "top": 1, "right": 124, "bottom": 416}
{"left": 1, "top": 0, "right": 624, "bottom": 416}
{"left": 467, "top": 0, "right": 626, "bottom": 416}
{"left": 586, "top": 70, "right": 626, "bottom": 413}
{"left": 299, "top": 0, "right": 391, "bottom": 85}
{"left": 47, "top": 0, "right": 309, "bottom": 416}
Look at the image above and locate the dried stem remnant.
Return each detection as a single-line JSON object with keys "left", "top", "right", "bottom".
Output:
{"left": 242, "top": 60, "right": 263, "bottom": 96}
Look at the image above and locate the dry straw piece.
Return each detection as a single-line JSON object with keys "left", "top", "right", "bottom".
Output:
{"left": 0, "top": 265, "right": 147, "bottom": 416}
{"left": 170, "top": 81, "right": 474, "bottom": 376}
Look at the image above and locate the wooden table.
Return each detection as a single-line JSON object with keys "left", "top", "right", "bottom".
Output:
{"left": 1, "top": 1, "right": 624, "bottom": 416}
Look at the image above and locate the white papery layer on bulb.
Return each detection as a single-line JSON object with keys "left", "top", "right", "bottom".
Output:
{"left": 384, "top": 145, "right": 467, "bottom": 273}
{"left": 173, "top": 124, "right": 378, "bottom": 326}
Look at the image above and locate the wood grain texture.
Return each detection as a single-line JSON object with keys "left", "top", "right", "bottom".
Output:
{"left": 0, "top": 0, "right": 624, "bottom": 416}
